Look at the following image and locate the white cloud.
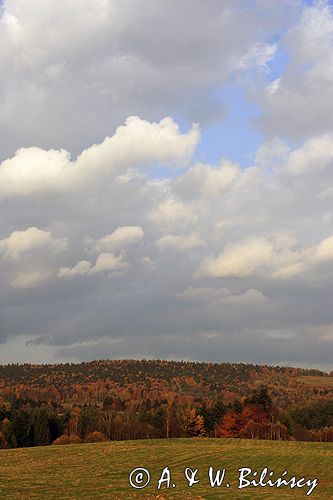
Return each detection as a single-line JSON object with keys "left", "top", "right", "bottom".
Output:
{"left": 58, "top": 260, "right": 92, "bottom": 278}
{"left": 94, "top": 226, "right": 144, "bottom": 253}
{"left": 194, "top": 233, "right": 333, "bottom": 281}
{"left": 285, "top": 133, "right": 333, "bottom": 176}
{"left": 314, "top": 235, "right": 333, "bottom": 262}
{"left": 0, "top": 147, "right": 71, "bottom": 197}
{"left": 197, "top": 238, "right": 274, "bottom": 278}
{"left": 175, "top": 160, "right": 239, "bottom": 199}
{"left": 0, "top": 116, "right": 199, "bottom": 198}
{"left": 58, "top": 252, "right": 128, "bottom": 278}
{"left": 93, "top": 252, "right": 128, "bottom": 274}
{"left": 0, "top": 226, "right": 67, "bottom": 259}
{"left": 148, "top": 197, "right": 197, "bottom": 231}
{"left": 237, "top": 41, "right": 277, "bottom": 72}
{"left": 255, "top": 138, "right": 290, "bottom": 169}
{"left": 155, "top": 232, "right": 205, "bottom": 251}
{"left": 272, "top": 235, "right": 333, "bottom": 278}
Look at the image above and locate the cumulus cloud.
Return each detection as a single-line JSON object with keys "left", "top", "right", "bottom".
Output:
{"left": 58, "top": 252, "right": 128, "bottom": 278}
{"left": 93, "top": 226, "right": 144, "bottom": 253}
{"left": 0, "top": 226, "right": 67, "bottom": 259}
{"left": 93, "top": 252, "right": 129, "bottom": 274}
{"left": 196, "top": 232, "right": 333, "bottom": 281}
{"left": 285, "top": 133, "right": 333, "bottom": 176}
{"left": 58, "top": 260, "right": 92, "bottom": 278}
{"left": 0, "top": 116, "right": 199, "bottom": 198}
{"left": 147, "top": 197, "right": 197, "bottom": 231}
{"left": 273, "top": 234, "right": 333, "bottom": 278}
{"left": 175, "top": 160, "right": 239, "bottom": 199}
{"left": 197, "top": 238, "right": 274, "bottom": 278}
{"left": 0, "top": 148, "right": 72, "bottom": 197}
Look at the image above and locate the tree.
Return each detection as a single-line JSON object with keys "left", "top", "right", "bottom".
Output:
{"left": 80, "top": 405, "right": 99, "bottom": 439}
{"left": 0, "top": 431, "right": 8, "bottom": 449}
{"left": 48, "top": 412, "right": 64, "bottom": 443}
{"left": 245, "top": 386, "right": 272, "bottom": 412}
{"left": 12, "top": 410, "right": 33, "bottom": 448}
{"left": 68, "top": 406, "right": 81, "bottom": 436}
{"left": 103, "top": 395, "right": 113, "bottom": 411}
{"left": 162, "top": 392, "right": 176, "bottom": 438}
{"left": 1, "top": 418, "right": 17, "bottom": 448}
{"left": 217, "top": 410, "right": 244, "bottom": 438}
{"left": 34, "top": 408, "right": 51, "bottom": 446}
{"left": 193, "top": 415, "right": 206, "bottom": 437}
{"left": 177, "top": 405, "right": 197, "bottom": 437}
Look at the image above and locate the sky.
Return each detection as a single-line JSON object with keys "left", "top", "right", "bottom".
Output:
{"left": 0, "top": 0, "right": 333, "bottom": 370}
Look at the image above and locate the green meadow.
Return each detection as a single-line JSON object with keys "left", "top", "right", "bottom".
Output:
{"left": 0, "top": 438, "right": 332, "bottom": 499}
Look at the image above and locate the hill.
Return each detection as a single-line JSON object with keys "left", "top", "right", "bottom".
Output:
{"left": 0, "top": 360, "right": 332, "bottom": 448}
{"left": 0, "top": 359, "right": 331, "bottom": 405}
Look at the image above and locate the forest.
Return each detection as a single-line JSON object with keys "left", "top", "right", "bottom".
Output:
{"left": 0, "top": 359, "right": 332, "bottom": 449}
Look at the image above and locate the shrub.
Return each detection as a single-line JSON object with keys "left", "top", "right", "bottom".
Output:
{"left": 53, "top": 434, "right": 81, "bottom": 445}
{"left": 85, "top": 431, "right": 108, "bottom": 443}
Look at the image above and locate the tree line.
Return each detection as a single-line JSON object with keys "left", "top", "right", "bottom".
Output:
{"left": 0, "top": 360, "right": 332, "bottom": 448}
{"left": 1, "top": 384, "right": 332, "bottom": 449}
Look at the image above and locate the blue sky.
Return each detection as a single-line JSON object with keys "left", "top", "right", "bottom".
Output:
{"left": 190, "top": 86, "right": 262, "bottom": 167}
{"left": 162, "top": 30, "right": 292, "bottom": 173}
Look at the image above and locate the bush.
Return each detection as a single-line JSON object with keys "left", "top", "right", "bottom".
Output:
{"left": 85, "top": 431, "right": 108, "bottom": 443}
{"left": 52, "top": 434, "right": 82, "bottom": 445}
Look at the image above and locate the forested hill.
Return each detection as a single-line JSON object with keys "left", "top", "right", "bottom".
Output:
{"left": 0, "top": 359, "right": 331, "bottom": 405}
{"left": 0, "top": 360, "right": 333, "bottom": 448}
{"left": 0, "top": 358, "right": 327, "bottom": 385}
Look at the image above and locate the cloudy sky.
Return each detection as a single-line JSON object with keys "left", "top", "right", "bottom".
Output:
{"left": 0, "top": 0, "right": 333, "bottom": 370}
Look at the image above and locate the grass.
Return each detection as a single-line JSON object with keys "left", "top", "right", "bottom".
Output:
{"left": 0, "top": 438, "right": 332, "bottom": 499}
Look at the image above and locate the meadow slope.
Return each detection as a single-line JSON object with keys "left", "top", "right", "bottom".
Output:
{"left": 0, "top": 438, "right": 332, "bottom": 499}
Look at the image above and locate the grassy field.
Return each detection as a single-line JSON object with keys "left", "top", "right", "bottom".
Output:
{"left": 0, "top": 438, "right": 332, "bottom": 499}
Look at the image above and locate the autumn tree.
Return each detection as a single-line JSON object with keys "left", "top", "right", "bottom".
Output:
{"left": 217, "top": 410, "right": 244, "bottom": 438}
